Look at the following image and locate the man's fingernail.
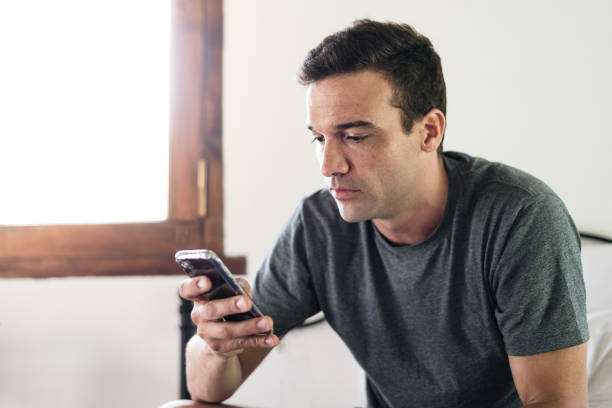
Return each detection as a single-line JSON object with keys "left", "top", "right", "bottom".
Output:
{"left": 197, "top": 279, "right": 206, "bottom": 289}
{"left": 236, "top": 298, "right": 246, "bottom": 310}
{"left": 257, "top": 318, "right": 269, "bottom": 330}
{"left": 265, "top": 336, "right": 274, "bottom": 346}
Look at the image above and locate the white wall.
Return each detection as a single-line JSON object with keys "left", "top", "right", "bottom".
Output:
{"left": 0, "top": 276, "right": 184, "bottom": 408}
{"left": 224, "top": 1, "right": 612, "bottom": 268}
{"left": 2, "top": 1, "right": 611, "bottom": 407}
{"left": 223, "top": 0, "right": 612, "bottom": 406}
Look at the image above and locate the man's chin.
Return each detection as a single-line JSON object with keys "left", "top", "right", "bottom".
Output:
{"left": 335, "top": 203, "right": 372, "bottom": 223}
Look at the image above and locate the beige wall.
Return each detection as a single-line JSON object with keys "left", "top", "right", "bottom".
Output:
{"left": 224, "top": 1, "right": 612, "bottom": 404}
{"left": 224, "top": 1, "right": 612, "bottom": 275}
{"left": 0, "top": 276, "right": 183, "bottom": 407}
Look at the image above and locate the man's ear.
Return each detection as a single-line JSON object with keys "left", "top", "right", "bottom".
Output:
{"left": 420, "top": 109, "right": 446, "bottom": 153}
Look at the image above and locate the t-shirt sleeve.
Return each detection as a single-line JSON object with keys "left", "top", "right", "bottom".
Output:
{"left": 491, "top": 193, "right": 589, "bottom": 356}
{"left": 252, "top": 202, "right": 321, "bottom": 338}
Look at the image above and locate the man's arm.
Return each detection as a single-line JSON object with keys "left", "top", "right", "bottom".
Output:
{"left": 508, "top": 342, "right": 588, "bottom": 408}
{"left": 185, "top": 336, "right": 273, "bottom": 402}
{"left": 180, "top": 276, "right": 280, "bottom": 403}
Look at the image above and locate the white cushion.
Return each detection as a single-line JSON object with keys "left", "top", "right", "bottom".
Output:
{"left": 582, "top": 239, "right": 612, "bottom": 314}
{"left": 587, "top": 310, "right": 612, "bottom": 406}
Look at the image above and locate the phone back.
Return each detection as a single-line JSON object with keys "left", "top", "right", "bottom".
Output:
{"left": 182, "top": 258, "right": 240, "bottom": 301}
{"left": 176, "top": 250, "right": 264, "bottom": 323}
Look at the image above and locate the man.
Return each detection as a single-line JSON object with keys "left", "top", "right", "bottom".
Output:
{"left": 179, "top": 20, "right": 589, "bottom": 407}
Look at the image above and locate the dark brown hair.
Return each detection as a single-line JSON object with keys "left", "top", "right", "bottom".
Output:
{"left": 298, "top": 19, "right": 447, "bottom": 153}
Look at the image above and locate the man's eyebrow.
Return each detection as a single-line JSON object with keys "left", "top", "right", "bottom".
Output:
{"left": 306, "top": 121, "right": 379, "bottom": 132}
{"left": 335, "top": 120, "right": 377, "bottom": 130}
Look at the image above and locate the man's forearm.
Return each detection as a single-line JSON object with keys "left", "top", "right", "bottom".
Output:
{"left": 185, "top": 335, "right": 244, "bottom": 403}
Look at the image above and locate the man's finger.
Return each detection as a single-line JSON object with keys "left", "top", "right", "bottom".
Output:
{"left": 206, "top": 333, "right": 279, "bottom": 354}
{"left": 179, "top": 277, "right": 212, "bottom": 301}
{"left": 192, "top": 295, "right": 252, "bottom": 323}
{"left": 201, "top": 315, "right": 273, "bottom": 339}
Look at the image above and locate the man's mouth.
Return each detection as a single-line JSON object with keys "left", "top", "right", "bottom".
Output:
{"left": 329, "top": 187, "right": 361, "bottom": 200}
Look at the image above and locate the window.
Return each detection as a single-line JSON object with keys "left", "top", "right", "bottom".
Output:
{"left": 0, "top": 0, "right": 245, "bottom": 278}
{"left": 0, "top": 1, "right": 170, "bottom": 226}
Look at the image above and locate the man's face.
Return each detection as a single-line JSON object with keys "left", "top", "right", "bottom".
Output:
{"left": 306, "top": 70, "right": 426, "bottom": 223}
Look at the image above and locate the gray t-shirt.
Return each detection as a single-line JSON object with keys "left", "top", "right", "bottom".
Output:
{"left": 253, "top": 152, "right": 589, "bottom": 408}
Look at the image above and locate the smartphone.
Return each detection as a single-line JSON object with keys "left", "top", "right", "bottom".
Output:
{"left": 175, "top": 249, "right": 271, "bottom": 333}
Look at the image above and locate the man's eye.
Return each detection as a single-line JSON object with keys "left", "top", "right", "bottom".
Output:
{"left": 311, "top": 135, "right": 325, "bottom": 144}
{"left": 346, "top": 135, "right": 367, "bottom": 143}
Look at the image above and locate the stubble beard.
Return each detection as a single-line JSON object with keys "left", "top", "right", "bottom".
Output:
{"left": 334, "top": 195, "right": 378, "bottom": 223}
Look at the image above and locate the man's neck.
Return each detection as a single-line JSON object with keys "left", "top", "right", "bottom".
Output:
{"left": 373, "top": 158, "right": 449, "bottom": 246}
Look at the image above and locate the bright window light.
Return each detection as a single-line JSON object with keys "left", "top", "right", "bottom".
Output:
{"left": 0, "top": 1, "right": 170, "bottom": 225}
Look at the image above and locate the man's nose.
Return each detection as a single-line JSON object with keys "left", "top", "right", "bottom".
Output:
{"left": 320, "top": 139, "right": 349, "bottom": 177}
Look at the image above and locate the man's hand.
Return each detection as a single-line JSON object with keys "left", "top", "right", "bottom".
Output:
{"left": 179, "top": 276, "right": 279, "bottom": 402}
{"left": 179, "top": 276, "right": 279, "bottom": 358}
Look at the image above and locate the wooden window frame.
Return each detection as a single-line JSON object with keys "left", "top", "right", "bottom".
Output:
{"left": 0, "top": 0, "right": 245, "bottom": 278}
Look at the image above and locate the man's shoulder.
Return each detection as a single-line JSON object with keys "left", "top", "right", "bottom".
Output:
{"left": 444, "top": 152, "right": 576, "bottom": 246}
{"left": 445, "top": 151, "right": 557, "bottom": 204}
